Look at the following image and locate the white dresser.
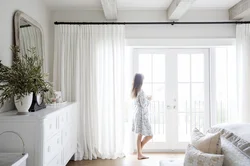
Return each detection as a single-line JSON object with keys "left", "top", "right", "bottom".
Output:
{"left": 0, "top": 102, "right": 77, "bottom": 166}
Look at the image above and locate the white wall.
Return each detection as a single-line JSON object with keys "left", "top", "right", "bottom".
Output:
{"left": 0, "top": 0, "right": 50, "bottom": 112}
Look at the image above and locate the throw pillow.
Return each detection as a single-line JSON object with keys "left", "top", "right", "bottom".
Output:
{"left": 184, "top": 144, "right": 224, "bottom": 166}
{"left": 191, "top": 128, "right": 221, "bottom": 154}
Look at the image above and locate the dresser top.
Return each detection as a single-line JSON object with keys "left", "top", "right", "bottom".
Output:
{"left": 0, "top": 102, "right": 76, "bottom": 121}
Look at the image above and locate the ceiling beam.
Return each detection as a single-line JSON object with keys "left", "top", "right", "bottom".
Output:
{"left": 101, "top": 0, "right": 118, "bottom": 20}
{"left": 229, "top": 0, "right": 250, "bottom": 20}
{"left": 168, "top": 0, "right": 196, "bottom": 20}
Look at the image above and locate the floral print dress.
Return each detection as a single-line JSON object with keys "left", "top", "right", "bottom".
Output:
{"left": 132, "top": 90, "right": 153, "bottom": 136}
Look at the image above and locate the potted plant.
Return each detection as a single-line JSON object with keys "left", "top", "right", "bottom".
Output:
{"left": 0, "top": 46, "right": 53, "bottom": 114}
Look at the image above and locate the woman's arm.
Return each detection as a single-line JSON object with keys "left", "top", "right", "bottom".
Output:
{"left": 139, "top": 91, "right": 150, "bottom": 108}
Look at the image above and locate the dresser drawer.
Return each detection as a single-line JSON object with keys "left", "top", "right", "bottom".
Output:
{"left": 44, "top": 116, "right": 58, "bottom": 140}
{"left": 44, "top": 133, "right": 61, "bottom": 164}
{"left": 65, "top": 109, "right": 72, "bottom": 124}
{"left": 47, "top": 153, "right": 61, "bottom": 166}
{"left": 62, "top": 124, "right": 72, "bottom": 146}
{"left": 58, "top": 112, "right": 66, "bottom": 130}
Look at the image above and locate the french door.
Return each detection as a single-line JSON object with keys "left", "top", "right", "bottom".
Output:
{"left": 134, "top": 48, "right": 210, "bottom": 151}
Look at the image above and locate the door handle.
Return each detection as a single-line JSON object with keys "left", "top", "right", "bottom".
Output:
{"left": 167, "top": 105, "right": 176, "bottom": 110}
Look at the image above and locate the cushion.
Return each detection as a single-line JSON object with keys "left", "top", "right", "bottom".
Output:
{"left": 191, "top": 128, "right": 221, "bottom": 154}
{"left": 220, "top": 137, "right": 250, "bottom": 166}
{"left": 184, "top": 144, "right": 224, "bottom": 166}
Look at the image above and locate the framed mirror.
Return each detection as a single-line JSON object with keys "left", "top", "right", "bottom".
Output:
{"left": 13, "top": 10, "right": 47, "bottom": 112}
{"left": 14, "top": 10, "right": 45, "bottom": 62}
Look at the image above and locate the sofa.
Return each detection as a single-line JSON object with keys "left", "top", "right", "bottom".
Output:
{"left": 208, "top": 123, "right": 250, "bottom": 166}
{"left": 160, "top": 123, "right": 250, "bottom": 166}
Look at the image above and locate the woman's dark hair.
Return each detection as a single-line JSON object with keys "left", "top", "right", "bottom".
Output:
{"left": 131, "top": 73, "right": 144, "bottom": 98}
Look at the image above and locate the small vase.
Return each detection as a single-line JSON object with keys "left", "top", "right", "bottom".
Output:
{"left": 14, "top": 93, "right": 33, "bottom": 114}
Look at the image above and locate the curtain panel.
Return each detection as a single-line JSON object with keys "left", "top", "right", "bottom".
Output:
{"left": 236, "top": 24, "right": 250, "bottom": 123}
{"left": 54, "top": 25, "right": 126, "bottom": 160}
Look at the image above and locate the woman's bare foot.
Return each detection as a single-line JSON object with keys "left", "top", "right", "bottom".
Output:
{"left": 137, "top": 154, "right": 149, "bottom": 160}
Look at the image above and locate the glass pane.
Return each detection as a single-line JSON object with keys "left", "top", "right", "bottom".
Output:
{"left": 178, "top": 54, "right": 190, "bottom": 82}
{"left": 191, "top": 54, "right": 204, "bottom": 82}
{"left": 139, "top": 54, "right": 152, "bottom": 82}
{"left": 191, "top": 113, "right": 204, "bottom": 133}
{"left": 153, "top": 54, "right": 165, "bottom": 82}
{"left": 178, "top": 83, "right": 191, "bottom": 141}
{"left": 178, "top": 83, "right": 190, "bottom": 113}
{"left": 191, "top": 83, "right": 205, "bottom": 132}
{"left": 142, "top": 83, "right": 152, "bottom": 96}
{"left": 150, "top": 101, "right": 166, "bottom": 142}
{"left": 178, "top": 113, "right": 191, "bottom": 142}
{"left": 152, "top": 84, "right": 165, "bottom": 101}
{"left": 192, "top": 83, "right": 204, "bottom": 111}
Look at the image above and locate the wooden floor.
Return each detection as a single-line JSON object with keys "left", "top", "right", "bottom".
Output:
{"left": 67, "top": 153, "right": 185, "bottom": 166}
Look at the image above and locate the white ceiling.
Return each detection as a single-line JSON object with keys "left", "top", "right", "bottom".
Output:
{"left": 44, "top": 0, "right": 102, "bottom": 10}
{"left": 44, "top": 0, "right": 242, "bottom": 10}
{"left": 192, "top": 0, "right": 241, "bottom": 9}
{"left": 117, "top": 0, "right": 172, "bottom": 10}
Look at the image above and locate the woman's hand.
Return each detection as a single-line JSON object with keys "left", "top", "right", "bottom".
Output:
{"left": 147, "top": 95, "right": 152, "bottom": 101}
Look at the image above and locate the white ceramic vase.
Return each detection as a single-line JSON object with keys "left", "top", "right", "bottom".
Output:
{"left": 14, "top": 92, "right": 33, "bottom": 114}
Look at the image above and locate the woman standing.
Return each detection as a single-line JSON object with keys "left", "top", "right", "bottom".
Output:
{"left": 131, "top": 73, "right": 153, "bottom": 160}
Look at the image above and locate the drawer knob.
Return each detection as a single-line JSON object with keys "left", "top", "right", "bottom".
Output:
{"left": 49, "top": 124, "right": 52, "bottom": 129}
{"left": 57, "top": 138, "right": 60, "bottom": 144}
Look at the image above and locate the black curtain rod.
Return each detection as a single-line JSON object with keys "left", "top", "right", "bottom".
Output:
{"left": 20, "top": 24, "right": 31, "bottom": 28}
{"left": 54, "top": 21, "right": 250, "bottom": 25}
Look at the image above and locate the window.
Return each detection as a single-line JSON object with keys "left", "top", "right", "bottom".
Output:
{"left": 211, "top": 46, "right": 238, "bottom": 125}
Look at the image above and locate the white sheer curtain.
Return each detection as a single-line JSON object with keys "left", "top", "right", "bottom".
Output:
{"left": 236, "top": 24, "right": 250, "bottom": 123}
{"left": 54, "top": 25, "right": 126, "bottom": 160}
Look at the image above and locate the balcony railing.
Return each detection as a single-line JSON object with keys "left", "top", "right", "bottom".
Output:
{"left": 148, "top": 100, "right": 229, "bottom": 142}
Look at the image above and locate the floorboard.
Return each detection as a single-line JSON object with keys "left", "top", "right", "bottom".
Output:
{"left": 67, "top": 153, "right": 185, "bottom": 166}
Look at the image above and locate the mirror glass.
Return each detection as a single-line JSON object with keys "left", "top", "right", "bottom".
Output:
{"left": 19, "top": 18, "right": 43, "bottom": 57}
